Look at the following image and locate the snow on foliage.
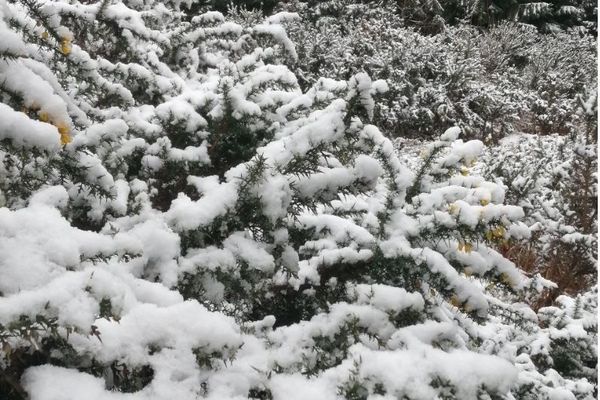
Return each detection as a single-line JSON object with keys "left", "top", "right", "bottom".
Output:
{"left": 267, "top": 1, "right": 596, "bottom": 143}
{"left": 0, "top": 0, "right": 596, "bottom": 400}
{"left": 480, "top": 93, "right": 597, "bottom": 295}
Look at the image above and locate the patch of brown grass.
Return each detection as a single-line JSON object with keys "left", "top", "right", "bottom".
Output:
{"left": 500, "top": 240, "right": 596, "bottom": 310}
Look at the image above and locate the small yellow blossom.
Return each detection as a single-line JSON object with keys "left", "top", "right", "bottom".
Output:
{"left": 450, "top": 294, "right": 461, "bottom": 307}
{"left": 457, "top": 242, "right": 473, "bottom": 253}
{"left": 60, "top": 133, "right": 72, "bottom": 145}
{"left": 41, "top": 31, "right": 49, "bottom": 40}
{"left": 499, "top": 272, "right": 513, "bottom": 286}
{"left": 55, "top": 122, "right": 72, "bottom": 145}
{"left": 492, "top": 226, "right": 506, "bottom": 239}
{"left": 60, "top": 38, "right": 72, "bottom": 55}
{"left": 460, "top": 166, "right": 469, "bottom": 176}
{"left": 447, "top": 203, "right": 459, "bottom": 215}
{"left": 479, "top": 199, "right": 490, "bottom": 206}
{"left": 39, "top": 111, "right": 49, "bottom": 122}
{"left": 485, "top": 226, "right": 507, "bottom": 243}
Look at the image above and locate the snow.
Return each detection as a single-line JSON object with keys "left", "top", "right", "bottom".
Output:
{"left": 0, "top": 204, "right": 114, "bottom": 297}
{"left": 350, "top": 344, "right": 517, "bottom": 399}
{"left": 166, "top": 182, "right": 238, "bottom": 231}
{"left": 0, "top": 3, "right": 595, "bottom": 400}
{"left": 224, "top": 232, "right": 275, "bottom": 273}
{"left": 121, "top": 219, "right": 180, "bottom": 286}
{"left": 548, "top": 387, "right": 577, "bottom": 400}
{"left": 440, "top": 126, "right": 461, "bottom": 142}
{"left": 0, "top": 103, "right": 60, "bottom": 150}
{"left": 29, "top": 186, "right": 69, "bottom": 208}
{"left": 349, "top": 284, "right": 425, "bottom": 313}
{"left": 254, "top": 174, "right": 292, "bottom": 223}
{"left": 269, "top": 373, "right": 337, "bottom": 400}
{"left": 23, "top": 366, "right": 120, "bottom": 400}
{"left": 0, "top": 62, "right": 72, "bottom": 129}
{"left": 253, "top": 23, "right": 298, "bottom": 61}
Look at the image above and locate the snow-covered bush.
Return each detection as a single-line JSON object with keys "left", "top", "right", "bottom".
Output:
{"left": 480, "top": 90, "right": 597, "bottom": 301}
{"left": 283, "top": 0, "right": 597, "bottom": 33}
{"left": 500, "top": 284, "right": 598, "bottom": 400}
{"left": 0, "top": 1, "right": 596, "bottom": 400}
{"left": 272, "top": 2, "right": 484, "bottom": 138}
{"left": 264, "top": 2, "right": 596, "bottom": 142}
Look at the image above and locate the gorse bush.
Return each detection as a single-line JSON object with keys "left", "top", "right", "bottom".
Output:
{"left": 0, "top": 0, "right": 596, "bottom": 400}
{"left": 267, "top": 0, "right": 598, "bottom": 33}
{"left": 480, "top": 90, "right": 597, "bottom": 304}
{"left": 266, "top": 1, "right": 597, "bottom": 142}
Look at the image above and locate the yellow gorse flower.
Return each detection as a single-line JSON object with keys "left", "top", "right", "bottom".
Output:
{"left": 56, "top": 122, "right": 72, "bottom": 145}
{"left": 36, "top": 111, "right": 72, "bottom": 146}
{"left": 499, "top": 272, "right": 513, "bottom": 286}
{"left": 450, "top": 293, "right": 474, "bottom": 313}
{"left": 485, "top": 225, "right": 507, "bottom": 243}
{"left": 450, "top": 294, "right": 461, "bottom": 307}
{"left": 458, "top": 242, "right": 473, "bottom": 253}
{"left": 61, "top": 38, "right": 72, "bottom": 55}
{"left": 447, "top": 203, "right": 459, "bottom": 215}
{"left": 492, "top": 226, "right": 505, "bottom": 238}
